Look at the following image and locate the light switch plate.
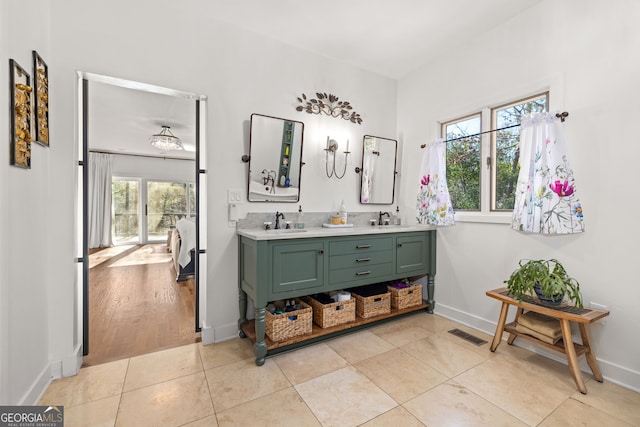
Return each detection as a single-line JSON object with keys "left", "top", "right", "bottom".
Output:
{"left": 227, "top": 189, "right": 242, "bottom": 203}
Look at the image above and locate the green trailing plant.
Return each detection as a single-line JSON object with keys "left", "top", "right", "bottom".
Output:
{"left": 504, "top": 259, "right": 583, "bottom": 308}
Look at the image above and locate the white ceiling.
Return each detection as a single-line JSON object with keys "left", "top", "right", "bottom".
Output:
{"left": 88, "top": 0, "right": 540, "bottom": 158}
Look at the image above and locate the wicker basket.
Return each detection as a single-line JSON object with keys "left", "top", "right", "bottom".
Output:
{"left": 265, "top": 298, "right": 313, "bottom": 342}
{"left": 388, "top": 284, "right": 423, "bottom": 310}
{"left": 304, "top": 296, "right": 356, "bottom": 328}
{"left": 352, "top": 291, "right": 391, "bottom": 318}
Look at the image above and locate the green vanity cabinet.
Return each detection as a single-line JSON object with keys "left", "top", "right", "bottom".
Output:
{"left": 238, "top": 228, "right": 436, "bottom": 366}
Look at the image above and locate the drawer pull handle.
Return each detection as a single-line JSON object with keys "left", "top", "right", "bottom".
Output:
{"left": 356, "top": 271, "right": 371, "bottom": 276}
{"left": 319, "top": 250, "right": 324, "bottom": 254}
{"left": 397, "top": 243, "right": 403, "bottom": 247}
{"left": 356, "top": 244, "right": 371, "bottom": 249}
{"left": 356, "top": 258, "right": 371, "bottom": 263}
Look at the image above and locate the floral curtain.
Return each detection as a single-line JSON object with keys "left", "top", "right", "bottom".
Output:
{"left": 511, "top": 112, "right": 584, "bottom": 234}
{"left": 416, "top": 139, "right": 455, "bottom": 226}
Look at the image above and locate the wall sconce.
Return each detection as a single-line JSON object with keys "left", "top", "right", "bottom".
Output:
{"left": 324, "top": 136, "right": 350, "bottom": 179}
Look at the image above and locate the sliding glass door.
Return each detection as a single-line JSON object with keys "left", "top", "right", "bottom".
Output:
{"left": 112, "top": 178, "right": 140, "bottom": 245}
{"left": 111, "top": 178, "right": 194, "bottom": 245}
{"left": 146, "top": 181, "right": 194, "bottom": 241}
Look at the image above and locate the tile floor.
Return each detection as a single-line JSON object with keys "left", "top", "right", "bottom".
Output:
{"left": 39, "top": 313, "right": 640, "bottom": 426}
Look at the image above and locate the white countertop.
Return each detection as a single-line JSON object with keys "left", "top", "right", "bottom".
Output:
{"left": 237, "top": 224, "right": 435, "bottom": 240}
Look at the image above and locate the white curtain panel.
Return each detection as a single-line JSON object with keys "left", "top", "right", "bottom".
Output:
{"left": 511, "top": 112, "right": 584, "bottom": 234}
{"left": 416, "top": 139, "right": 455, "bottom": 226}
{"left": 88, "top": 152, "right": 114, "bottom": 247}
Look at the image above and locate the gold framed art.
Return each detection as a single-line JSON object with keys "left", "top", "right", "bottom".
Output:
{"left": 32, "top": 50, "right": 49, "bottom": 147}
{"left": 10, "top": 59, "right": 32, "bottom": 169}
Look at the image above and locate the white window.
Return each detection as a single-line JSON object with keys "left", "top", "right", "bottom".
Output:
{"left": 442, "top": 92, "right": 548, "bottom": 219}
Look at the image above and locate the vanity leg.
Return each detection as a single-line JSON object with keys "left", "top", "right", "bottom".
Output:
{"left": 426, "top": 275, "right": 435, "bottom": 314}
{"left": 254, "top": 306, "right": 267, "bottom": 366}
{"left": 238, "top": 289, "right": 248, "bottom": 338}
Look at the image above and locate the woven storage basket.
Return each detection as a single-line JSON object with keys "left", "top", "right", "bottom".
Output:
{"left": 265, "top": 298, "right": 312, "bottom": 342}
{"left": 304, "top": 296, "right": 356, "bottom": 328}
{"left": 352, "top": 291, "right": 391, "bottom": 318}
{"left": 388, "top": 284, "right": 423, "bottom": 310}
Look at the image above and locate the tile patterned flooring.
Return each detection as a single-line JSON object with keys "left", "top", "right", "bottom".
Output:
{"left": 39, "top": 313, "right": 640, "bottom": 426}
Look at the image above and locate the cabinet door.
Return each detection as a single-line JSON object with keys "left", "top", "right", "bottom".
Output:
{"left": 396, "top": 233, "right": 429, "bottom": 275}
{"left": 271, "top": 240, "right": 326, "bottom": 295}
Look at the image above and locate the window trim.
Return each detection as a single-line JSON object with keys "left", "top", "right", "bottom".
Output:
{"left": 439, "top": 85, "right": 559, "bottom": 224}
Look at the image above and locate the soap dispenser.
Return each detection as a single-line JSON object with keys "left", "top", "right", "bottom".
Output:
{"left": 296, "top": 205, "right": 304, "bottom": 229}
{"left": 338, "top": 200, "right": 348, "bottom": 225}
{"left": 394, "top": 206, "right": 401, "bottom": 225}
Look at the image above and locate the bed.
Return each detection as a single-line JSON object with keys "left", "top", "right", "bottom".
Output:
{"left": 168, "top": 218, "right": 196, "bottom": 281}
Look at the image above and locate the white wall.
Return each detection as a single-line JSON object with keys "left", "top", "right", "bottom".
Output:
{"left": 0, "top": 0, "right": 53, "bottom": 405}
{"left": 398, "top": 0, "right": 640, "bottom": 391}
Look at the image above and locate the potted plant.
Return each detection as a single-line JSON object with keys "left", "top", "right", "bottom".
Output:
{"left": 504, "top": 259, "right": 583, "bottom": 308}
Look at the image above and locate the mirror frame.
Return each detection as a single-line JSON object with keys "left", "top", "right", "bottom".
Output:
{"left": 359, "top": 135, "right": 398, "bottom": 205}
{"left": 247, "top": 113, "right": 305, "bottom": 203}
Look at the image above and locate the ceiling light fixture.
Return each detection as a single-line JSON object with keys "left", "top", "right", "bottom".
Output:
{"left": 149, "top": 125, "right": 183, "bottom": 151}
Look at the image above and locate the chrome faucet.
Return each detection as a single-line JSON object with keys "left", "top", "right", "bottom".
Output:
{"left": 261, "top": 169, "right": 276, "bottom": 193}
{"left": 378, "top": 211, "right": 390, "bottom": 225}
{"left": 274, "top": 211, "right": 285, "bottom": 229}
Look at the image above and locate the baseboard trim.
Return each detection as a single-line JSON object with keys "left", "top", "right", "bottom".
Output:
{"left": 213, "top": 322, "right": 239, "bottom": 343}
{"left": 434, "top": 303, "right": 640, "bottom": 393}
{"left": 20, "top": 363, "right": 51, "bottom": 405}
{"left": 200, "top": 322, "right": 215, "bottom": 345}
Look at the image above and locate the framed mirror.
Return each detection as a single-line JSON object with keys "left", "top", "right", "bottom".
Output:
{"left": 359, "top": 135, "right": 397, "bottom": 204}
{"left": 248, "top": 114, "right": 304, "bottom": 202}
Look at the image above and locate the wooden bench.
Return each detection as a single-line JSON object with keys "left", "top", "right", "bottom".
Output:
{"left": 486, "top": 287, "right": 609, "bottom": 394}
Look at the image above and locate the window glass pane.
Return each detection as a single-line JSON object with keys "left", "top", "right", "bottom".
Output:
{"left": 492, "top": 94, "right": 547, "bottom": 210}
{"left": 147, "top": 181, "right": 188, "bottom": 240}
{"left": 189, "top": 183, "right": 196, "bottom": 217}
{"left": 112, "top": 179, "right": 139, "bottom": 244}
{"left": 444, "top": 115, "right": 481, "bottom": 211}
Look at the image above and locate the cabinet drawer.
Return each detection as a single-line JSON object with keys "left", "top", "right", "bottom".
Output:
{"left": 329, "top": 236, "right": 393, "bottom": 255}
{"left": 328, "top": 262, "right": 393, "bottom": 285}
{"left": 329, "top": 249, "right": 392, "bottom": 270}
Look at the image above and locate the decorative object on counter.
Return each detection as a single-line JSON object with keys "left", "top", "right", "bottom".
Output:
{"left": 357, "top": 135, "right": 398, "bottom": 204}
{"left": 511, "top": 112, "right": 583, "bottom": 235}
{"left": 295, "top": 205, "right": 304, "bottom": 229}
{"left": 10, "top": 59, "right": 32, "bottom": 169}
{"left": 247, "top": 114, "right": 304, "bottom": 202}
{"left": 324, "top": 137, "right": 350, "bottom": 179}
{"left": 416, "top": 138, "right": 455, "bottom": 226}
{"left": 338, "top": 200, "right": 348, "bottom": 224}
{"left": 504, "top": 258, "right": 583, "bottom": 308}
{"left": 32, "top": 51, "right": 49, "bottom": 147}
{"left": 149, "top": 125, "right": 184, "bottom": 151}
{"left": 295, "top": 92, "right": 362, "bottom": 124}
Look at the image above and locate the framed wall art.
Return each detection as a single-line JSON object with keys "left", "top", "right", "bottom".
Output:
{"left": 32, "top": 50, "right": 49, "bottom": 147}
{"left": 9, "top": 59, "right": 32, "bottom": 169}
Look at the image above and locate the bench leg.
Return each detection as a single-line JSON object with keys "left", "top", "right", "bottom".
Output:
{"left": 490, "top": 302, "right": 510, "bottom": 352}
{"left": 560, "top": 319, "right": 587, "bottom": 394}
{"left": 508, "top": 307, "right": 525, "bottom": 345}
{"left": 579, "top": 323, "right": 604, "bottom": 382}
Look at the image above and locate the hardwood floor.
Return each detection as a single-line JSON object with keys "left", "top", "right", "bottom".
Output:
{"left": 83, "top": 244, "right": 200, "bottom": 367}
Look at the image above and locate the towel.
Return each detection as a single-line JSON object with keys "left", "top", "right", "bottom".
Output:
{"left": 515, "top": 323, "right": 562, "bottom": 345}
{"left": 515, "top": 311, "right": 562, "bottom": 344}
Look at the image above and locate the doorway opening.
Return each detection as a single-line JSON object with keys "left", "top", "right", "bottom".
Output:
{"left": 76, "top": 72, "right": 208, "bottom": 365}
